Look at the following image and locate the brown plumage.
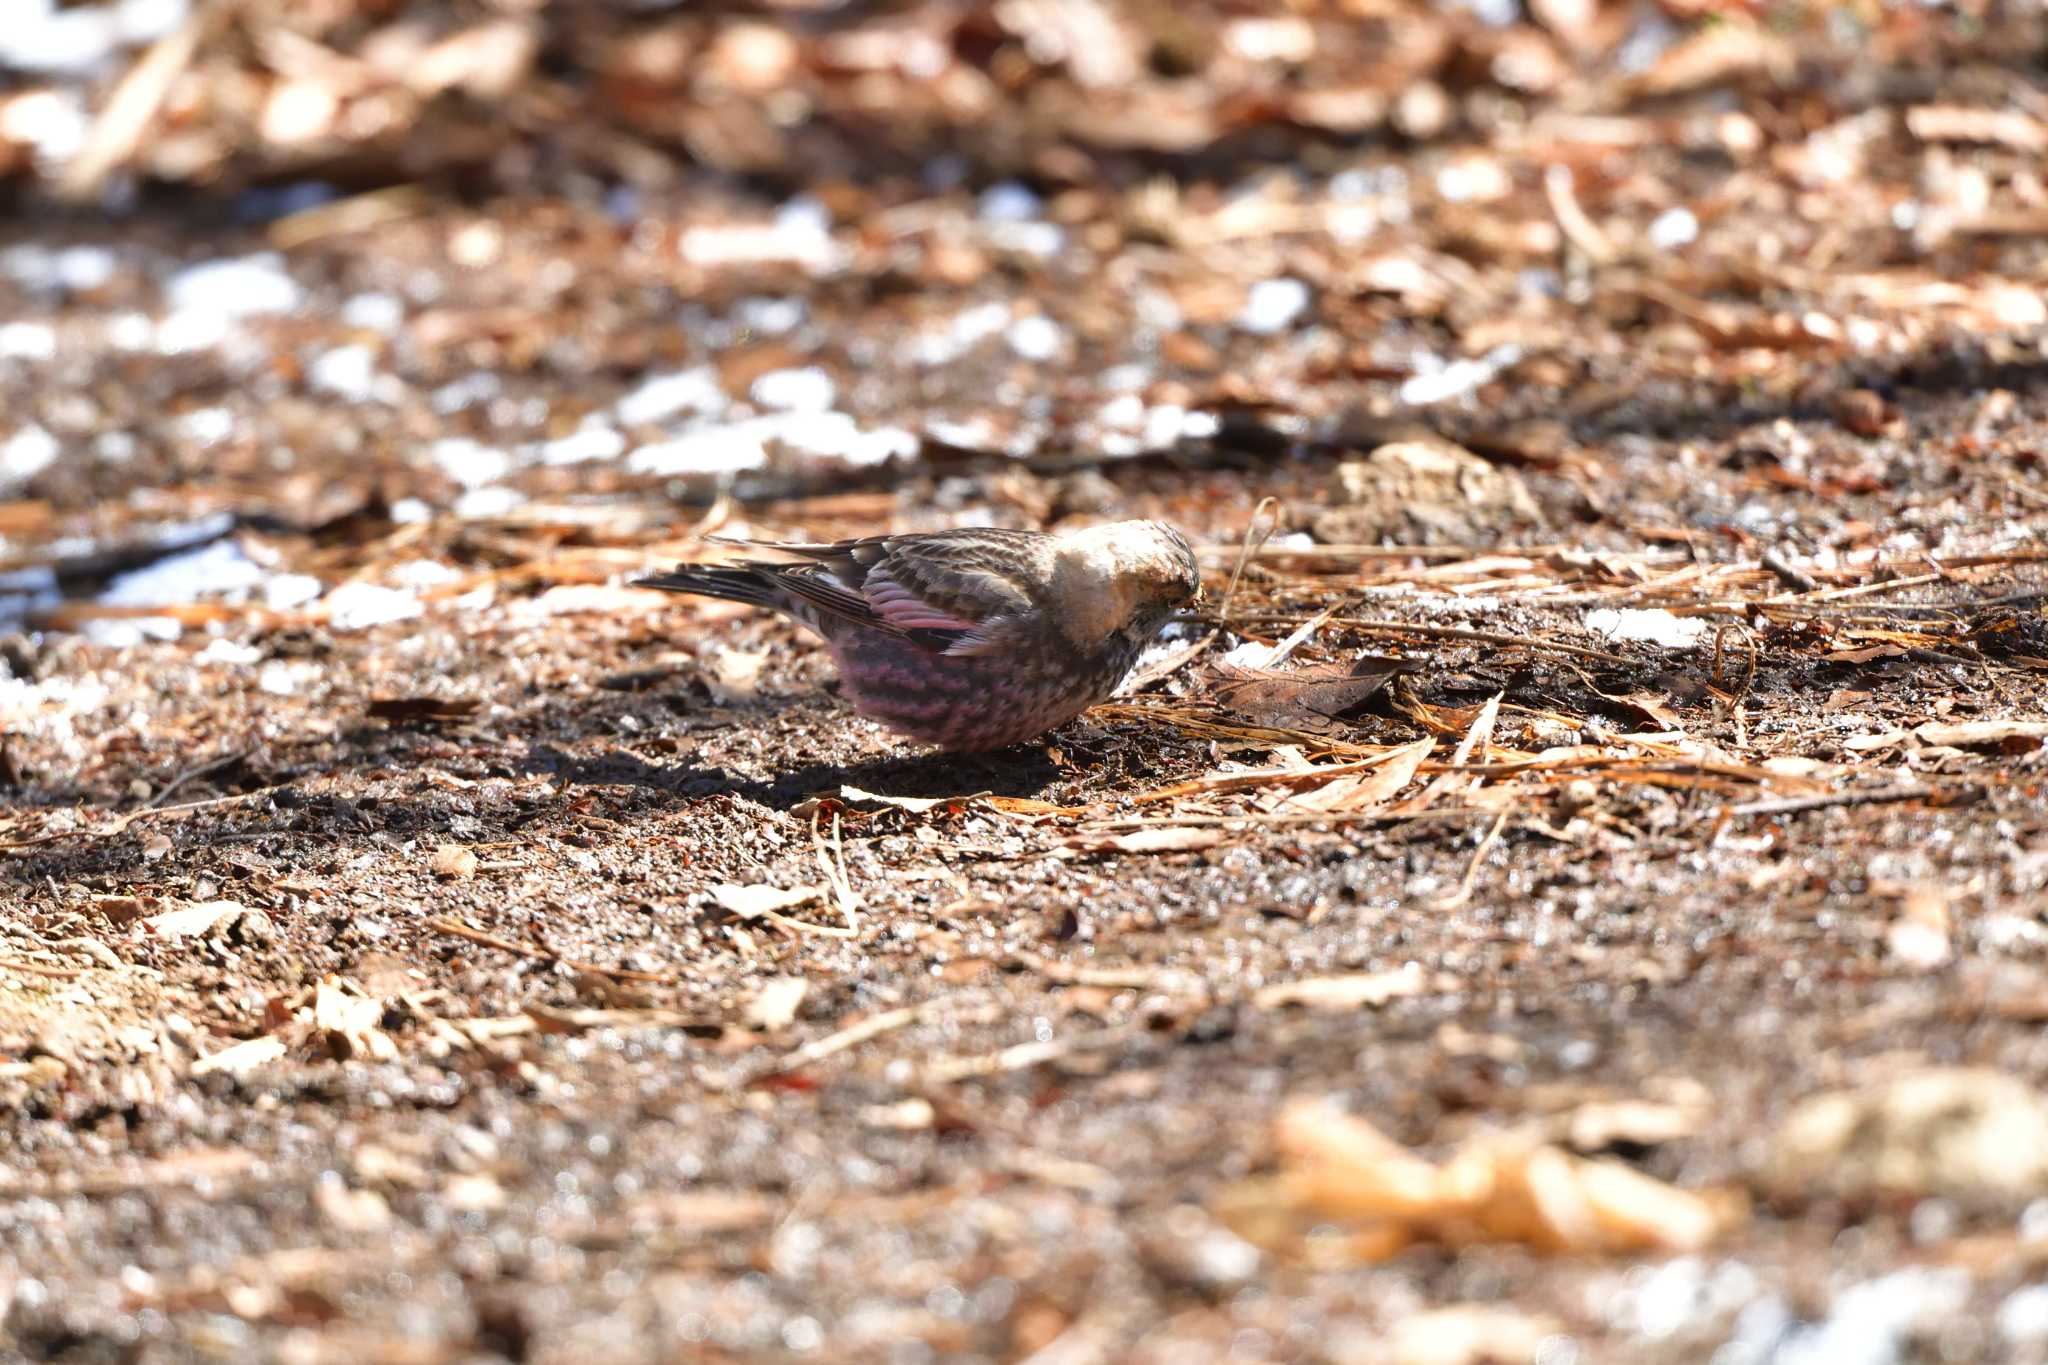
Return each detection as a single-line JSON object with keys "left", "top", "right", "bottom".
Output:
{"left": 635, "top": 521, "right": 1202, "bottom": 750}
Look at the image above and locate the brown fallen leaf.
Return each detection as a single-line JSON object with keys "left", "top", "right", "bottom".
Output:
{"left": 1276, "top": 736, "right": 1435, "bottom": 813}
{"left": 1562, "top": 1091, "right": 1709, "bottom": 1154}
{"left": 1132, "top": 742, "right": 1433, "bottom": 806}
{"left": 1914, "top": 719, "right": 2048, "bottom": 751}
{"left": 1906, "top": 105, "right": 2048, "bottom": 152}
{"left": 1212, "top": 654, "right": 1422, "bottom": 734}
{"left": 1218, "top": 1098, "right": 1740, "bottom": 1262}
{"left": 141, "top": 900, "right": 251, "bottom": 940}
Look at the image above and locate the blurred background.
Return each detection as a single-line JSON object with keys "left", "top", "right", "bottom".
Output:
{"left": 1, "top": 0, "right": 2041, "bottom": 593}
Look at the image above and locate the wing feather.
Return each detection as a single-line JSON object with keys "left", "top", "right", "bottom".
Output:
{"left": 648, "top": 529, "right": 1050, "bottom": 654}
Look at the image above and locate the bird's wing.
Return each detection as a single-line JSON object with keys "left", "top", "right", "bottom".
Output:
{"left": 733, "top": 530, "right": 1046, "bottom": 655}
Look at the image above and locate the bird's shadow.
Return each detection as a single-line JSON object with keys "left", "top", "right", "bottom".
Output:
{"left": 515, "top": 737, "right": 1062, "bottom": 812}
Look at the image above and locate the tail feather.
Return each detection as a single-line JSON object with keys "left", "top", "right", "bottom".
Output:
{"left": 634, "top": 565, "right": 784, "bottom": 610}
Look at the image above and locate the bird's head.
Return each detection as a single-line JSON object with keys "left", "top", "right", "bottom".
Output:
{"left": 1052, "top": 520, "right": 1203, "bottom": 648}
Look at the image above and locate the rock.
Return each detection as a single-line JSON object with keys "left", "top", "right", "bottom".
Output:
{"left": 1313, "top": 439, "right": 1542, "bottom": 545}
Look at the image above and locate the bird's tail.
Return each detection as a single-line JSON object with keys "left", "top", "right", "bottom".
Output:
{"left": 633, "top": 564, "right": 782, "bottom": 609}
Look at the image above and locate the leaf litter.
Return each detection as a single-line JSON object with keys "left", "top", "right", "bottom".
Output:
{"left": 8, "top": 1, "right": 2048, "bottom": 1356}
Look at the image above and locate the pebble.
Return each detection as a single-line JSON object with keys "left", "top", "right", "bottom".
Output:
{"left": 1238, "top": 277, "right": 1311, "bottom": 334}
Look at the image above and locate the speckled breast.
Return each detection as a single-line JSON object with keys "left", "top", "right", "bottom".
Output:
{"left": 826, "top": 630, "right": 1143, "bottom": 751}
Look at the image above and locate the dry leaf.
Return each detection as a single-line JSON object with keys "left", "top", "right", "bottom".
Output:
{"left": 141, "top": 900, "right": 249, "bottom": 939}
{"left": 190, "top": 1035, "right": 287, "bottom": 1077}
{"left": 706, "top": 646, "right": 768, "bottom": 703}
{"left": 313, "top": 976, "right": 397, "bottom": 1061}
{"left": 1563, "top": 1095, "right": 1707, "bottom": 1153}
{"left": 1279, "top": 736, "right": 1435, "bottom": 813}
{"left": 1906, "top": 105, "right": 2048, "bottom": 152}
{"left": 1212, "top": 654, "right": 1420, "bottom": 733}
{"left": 93, "top": 895, "right": 151, "bottom": 927}
{"left": 743, "top": 977, "right": 809, "bottom": 1032}
{"left": 430, "top": 844, "right": 478, "bottom": 879}
{"left": 1914, "top": 719, "right": 2048, "bottom": 750}
{"left": 1253, "top": 964, "right": 1433, "bottom": 1011}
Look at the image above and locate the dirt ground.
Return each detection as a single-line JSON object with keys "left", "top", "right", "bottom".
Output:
{"left": 9, "top": 3, "right": 2048, "bottom": 1363}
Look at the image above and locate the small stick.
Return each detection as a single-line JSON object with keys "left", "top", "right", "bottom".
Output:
{"left": 812, "top": 808, "right": 863, "bottom": 939}
{"left": 1434, "top": 810, "right": 1509, "bottom": 911}
{"left": 1217, "top": 497, "right": 1280, "bottom": 625}
{"left": 924, "top": 1027, "right": 1142, "bottom": 1084}
{"left": 758, "top": 997, "right": 955, "bottom": 1079}
{"left": 1544, "top": 164, "right": 1620, "bottom": 264}
{"left": 1760, "top": 550, "right": 1819, "bottom": 593}
{"left": 1801, "top": 571, "right": 1946, "bottom": 604}
{"left": 1720, "top": 786, "right": 1944, "bottom": 820}
{"left": 423, "top": 916, "right": 672, "bottom": 984}
{"left": 1196, "top": 541, "right": 1593, "bottom": 563}
{"left": 148, "top": 747, "right": 254, "bottom": 809}
{"left": 0, "top": 958, "right": 89, "bottom": 979}
{"left": 1313, "top": 617, "right": 1640, "bottom": 669}
{"left": 0, "top": 791, "right": 255, "bottom": 855}
{"left": 1710, "top": 622, "right": 1758, "bottom": 701}
{"left": 58, "top": 1, "right": 212, "bottom": 200}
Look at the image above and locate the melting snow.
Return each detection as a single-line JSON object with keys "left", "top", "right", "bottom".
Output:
{"left": 323, "top": 582, "right": 424, "bottom": 631}
{"left": 1239, "top": 278, "right": 1311, "bottom": 334}
{"left": 1585, "top": 608, "right": 1709, "bottom": 648}
{"left": 615, "top": 367, "right": 726, "bottom": 427}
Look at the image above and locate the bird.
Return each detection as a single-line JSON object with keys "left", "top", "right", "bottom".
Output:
{"left": 635, "top": 521, "right": 1202, "bottom": 751}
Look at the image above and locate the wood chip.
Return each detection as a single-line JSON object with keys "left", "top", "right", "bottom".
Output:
{"left": 367, "top": 696, "right": 480, "bottom": 724}
{"left": 140, "top": 900, "right": 249, "bottom": 939}
{"left": 742, "top": 977, "right": 809, "bottom": 1032}
{"left": 1253, "top": 964, "right": 1433, "bottom": 1011}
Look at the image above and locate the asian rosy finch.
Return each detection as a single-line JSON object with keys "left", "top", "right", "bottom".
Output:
{"left": 635, "top": 521, "right": 1202, "bottom": 751}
